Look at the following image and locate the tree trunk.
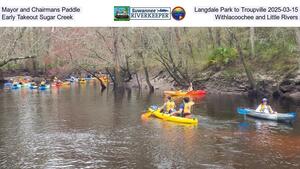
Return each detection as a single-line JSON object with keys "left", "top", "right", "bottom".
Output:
{"left": 135, "top": 73, "right": 141, "bottom": 89}
{"left": 208, "top": 28, "right": 215, "bottom": 48}
{"left": 139, "top": 52, "right": 154, "bottom": 92}
{"left": 294, "top": 28, "right": 300, "bottom": 74}
{"left": 236, "top": 36, "right": 256, "bottom": 90}
{"left": 215, "top": 28, "right": 221, "bottom": 47}
{"left": 0, "top": 69, "right": 4, "bottom": 83}
{"left": 112, "top": 28, "right": 123, "bottom": 89}
{"left": 250, "top": 27, "right": 255, "bottom": 58}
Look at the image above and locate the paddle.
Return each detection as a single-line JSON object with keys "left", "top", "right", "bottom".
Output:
{"left": 141, "top": 105, "right": 159, "bottom": 118}
{"left": 288, "top": 112, "right": 297, "bottom": 119}
{"left": 237, "top": 108, "right": 251, "bottom": 115}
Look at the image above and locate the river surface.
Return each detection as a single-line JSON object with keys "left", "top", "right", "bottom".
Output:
{"left": 0, "top": 82, "right": 299, "bottom": 169}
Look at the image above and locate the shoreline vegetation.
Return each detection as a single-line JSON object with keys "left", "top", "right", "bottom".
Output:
{"left": 0, "top": 28, "right": 299, "bottom": 100}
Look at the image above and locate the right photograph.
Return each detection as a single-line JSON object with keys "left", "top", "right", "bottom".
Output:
{"left": 0, "top": 27, "right": 299, "bottom": 169}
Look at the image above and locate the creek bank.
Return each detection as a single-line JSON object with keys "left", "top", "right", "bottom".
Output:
{"left": 1, "top": 68, "right": 300, "bottom": 102}
{"left": 191, "top": 68, "right": 300, "bottom": 100}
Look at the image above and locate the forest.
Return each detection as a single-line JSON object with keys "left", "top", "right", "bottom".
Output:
{"left": 0, "top": 27, "right": 299, "bottom": 99}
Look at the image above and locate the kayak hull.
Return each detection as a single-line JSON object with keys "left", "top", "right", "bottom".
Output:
{"left": 149, "top": 108, "right": 198, "bottom": 124}
{"left": 30, "top": 85, "right": 38, "bottom": 89}
{"left": 238, "top": 108, "right": 296, "bottom": 122}
{"left": 164, "top": 90, "right": 206, "bottom": 96}
{"left": 11, "top": 84, "right": 21, "bottom": 89}
{"left": 39, "top": 85, "right": 50, "bottom": 90}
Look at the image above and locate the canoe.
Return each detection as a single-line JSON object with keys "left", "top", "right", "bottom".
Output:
{"left": 148, "top": 108, "right": 198, "bottom": 124}
{"left": 237, "top": 108, "right": 296, "bottom": 122}
{"left": 163, "top": 90, "right": 206, "bottom": 96}
{"left": 39, "top": 85, "right": 50, "bottom": 90}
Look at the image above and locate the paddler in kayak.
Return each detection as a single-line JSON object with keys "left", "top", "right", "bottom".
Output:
{"left": 187, "top": 82, "right": 193, "bottom": 92}
{"left": 159, "top": 96, "right": 176, "bottom": 114}
{"left": 40, "top": 80, "right": 46, "bottom": 86}
{"left": 256, "top": 98, "right": 277, "bottom": 114}
{"left": 171, "top": 97, "right": 195, "bottom": 118}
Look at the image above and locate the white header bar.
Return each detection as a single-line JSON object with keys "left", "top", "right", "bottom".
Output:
{"left": 0, "top": 0, "right": 300, "bottom": 27}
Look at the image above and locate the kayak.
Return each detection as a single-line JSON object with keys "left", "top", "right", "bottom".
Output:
{"left": 20, "top": 83, "right": 30, "bottom": 88}
{"left": 79, "top": 79, "right": 87, "bottom": 84}
{"left": 4, "top": 82, "right": 12, "bottom": 87}
{"left": 29, "top": 85, "right": 38, "bottom": 89}
{"left": 99, "top": 77, "right": 109, "bottom": 87}
{"left": 62, "top": 82, "right": 71, "bottom": 86}
{"left": 237, "top": 108, "right": 297, "bottom": 122}
{"left": 85, "top": 77, "right": 95, "bottom": 80}
{"left": 148, "top": 107, "right": 198, "bottom": 124}
{"left": 164, "top": 90, "right": 206, "bottom": 96}
{"left": 52, "top": 82, "right": 63, "bottom": 87}
{"left": 11, "top": 84, "right": 21, "bottom": 89}
{"left": 39, "top": 85, "right": 50, "bottom": 90}
{"left": 66, "top": 77, "right": 78, "bottom": 82}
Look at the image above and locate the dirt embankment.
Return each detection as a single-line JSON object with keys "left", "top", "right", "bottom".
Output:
{"left": 191, "top": 69, "right": 300, "bottom": 100}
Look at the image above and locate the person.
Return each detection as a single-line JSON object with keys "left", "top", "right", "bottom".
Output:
{"left": 40, "top": 80, "right": 46, "bottom": 86}
{"left": 187, "top": 82, "right": 193, "bottom": 92}
{"left": 160, "top": 96, "right": 176, "bottom": 114}
{"left": 53, "top": 76, "right": 58, "bottom": 82}
{"left": 171, "top": 97, "right": 195, "bottom": 118}
{"left": 256, "top": 98, "right": 277, "bottom": 114}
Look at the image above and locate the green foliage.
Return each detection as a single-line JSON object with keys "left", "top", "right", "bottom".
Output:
{"left": 208, "top": 47, "right": 238, "bottom": 65}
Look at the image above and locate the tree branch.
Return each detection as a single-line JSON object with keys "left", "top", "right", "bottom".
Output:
{"left": 95, "top": 30, "right": 114, "bottom": 54}
{"left": 0, "top": 55, "right": 36, "bottom": 68}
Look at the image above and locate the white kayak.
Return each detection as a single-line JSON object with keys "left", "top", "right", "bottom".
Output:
{"left": 237, "top": 108, "right": 296, "bottom": 122}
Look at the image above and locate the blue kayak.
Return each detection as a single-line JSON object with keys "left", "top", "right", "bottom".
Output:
{"left": 11, "top": 84, "right": 21, "bottom": 89}
{"left": 4, "top": 82, "right": 12, "bottom": 87}
{"left": 30, "top": 85, "right": 38, "bottom": 89}
{"left": 39, "top": 85, "right": 50, "bottom": 90}
{"left": 237, "top": 108, "right": 296, "bottom": 122}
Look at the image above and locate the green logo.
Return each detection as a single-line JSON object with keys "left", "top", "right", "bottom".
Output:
{"left": 114, "top": 6, "right": 130, "bottom": 21}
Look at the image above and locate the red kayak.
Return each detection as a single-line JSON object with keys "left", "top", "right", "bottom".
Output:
{"left": 186, "top": 90, "right": 206, "bottom": 95}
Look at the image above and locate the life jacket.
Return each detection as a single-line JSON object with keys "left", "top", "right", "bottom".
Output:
{"left": 166, "top": 101, "right": 175, "bottom": 112}
{"left": 259, "top": 104, "right": 271, "bottom": 113}
{"left": 181, "top": 102, "right": 194, "bottom": 113}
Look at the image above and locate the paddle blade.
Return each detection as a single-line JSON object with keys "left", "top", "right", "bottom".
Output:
{"left": 237, "top": 108, "right": 251, "bottom": 115}
{"left": 288, "top": 112, "right": 297, "bottom": 119}
{"left": 141, "top": 112, "right": 152, "bottom": 119}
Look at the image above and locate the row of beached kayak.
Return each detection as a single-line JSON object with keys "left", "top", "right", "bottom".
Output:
{"left": 4, "top": 78, "right": 96, "bottom": 90}
{"left": 4, "top": 76, "right": 110, "bottom": 90}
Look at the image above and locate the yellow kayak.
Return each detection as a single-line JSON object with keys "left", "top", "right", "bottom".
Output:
{"left": 148, "top": 108, "right": 198, "bottom": 124}
{"left": 79, "top": 79, "right": 87, "bottom": 84}
{"left": 62, "top": 81, "right": 71, "bottom": 86}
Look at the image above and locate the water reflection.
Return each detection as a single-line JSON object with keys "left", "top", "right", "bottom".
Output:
{"left": 0, "top": 87, "right": 299, "bottom": 168}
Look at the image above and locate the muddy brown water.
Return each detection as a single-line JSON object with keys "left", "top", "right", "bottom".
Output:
{"left": 0, "top": 83, "right": 299, "bottom": 168}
